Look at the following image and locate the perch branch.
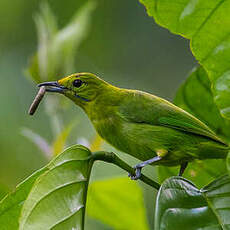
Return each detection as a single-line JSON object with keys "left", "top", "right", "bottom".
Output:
{"left": 92, "top": 151, "right": 160, "bottom": 190}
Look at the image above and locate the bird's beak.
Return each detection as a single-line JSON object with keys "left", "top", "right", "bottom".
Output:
{"left": 37, "top": 81, "right": 67, "bottom": 93}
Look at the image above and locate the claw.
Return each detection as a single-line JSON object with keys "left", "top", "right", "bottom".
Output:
{"left": 128, "top": 166, "right": 142, "bottom": 180}
{"left": 128, "top": 156, "right": 163, "bottom": 181}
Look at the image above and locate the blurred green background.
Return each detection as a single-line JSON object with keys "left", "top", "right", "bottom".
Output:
{"left": 0, "top": 0, "right": 196, "bottom": 228}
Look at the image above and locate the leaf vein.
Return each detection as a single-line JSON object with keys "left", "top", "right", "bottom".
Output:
{"left": 50, "top": 205, "right": 84, "bottom": 229}
{"left": 192, "top": 0, "right": 226, "bottom": 40}
{"left": 20, "top": 180, "right": 85, "bottom": 227}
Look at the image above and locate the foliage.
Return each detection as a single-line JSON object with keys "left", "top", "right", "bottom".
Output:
{"left": 138, "top": 1, "right": 230, "bottom": 229}
{"left": 87, "top": 177, "right": 149, "bottom": 230}
{"left": 155, "top": 175, "right": 230, "bottom": 230}
{"left": 174, "top": 67, "right": 230, "bottom": 141}
{"left": 0, "top": 145, "right": 151, "bottom": 230}
{"left": 2, "top": 0, "right": 230, "bottom": 229}
{"left": 27, "top": 1, "right": 96, "bottom": 83}
{"left": 0, "top": 185, "right": 9, "bottom": 201}
{"left": 140, "top": 0, "right": 230, "bottom": 119}
{"left": 0, "top": 145, "right": 92, "bottom": 230}
{"left": 0, "top": 168, "right": 47, "bottom": 229}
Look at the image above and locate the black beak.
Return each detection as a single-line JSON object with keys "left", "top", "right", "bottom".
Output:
{"left": 37, "top": 81, "right": 67, "bottom": 93}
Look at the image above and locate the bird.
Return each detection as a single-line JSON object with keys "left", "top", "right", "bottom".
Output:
{"left": 38, "top": 73, "right": 229, "bottom": 179}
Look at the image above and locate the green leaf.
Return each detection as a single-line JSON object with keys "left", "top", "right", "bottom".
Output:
{"left": 226, "top": 149, "right": 230, "bottom": 176}
{"left": 158, "top": 66, "right": 228, "bottom": 187}
{"left": 52, "top": 1, "right": 96, "bottom": 75}
{"left": 174, "top": 66, "right": 230, "bottom": 141}
{"left": 140, "top": 0, "right": 230, "bottom": 118}
{"left": 87, "top": 177, "right": 149, "bottom": 230}
{"left": 27, "top": 1, "right": 96, "bottom": 83}
{"left": 26, "top": 54, "right": 41, "bottom": 83}
{"left": 0, "top": 168, "right": 47, "bottom": 230}
{"left": 19, "top": 145, "right": 92, "bottom": 230}
{"left": 0, "top": 145, "right": 93, "bottom": 230}
{"left": 33, "top": 2, "right": 57, "bottom": 82}
{"left": 155, "top": 175, "right": 230, "bottom": 230}
{"left": 0, "top": 184, "right": 9, "bottom": 200}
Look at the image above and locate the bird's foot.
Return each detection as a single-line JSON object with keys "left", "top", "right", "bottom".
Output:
{"left": 128, "top": 156, "right": 163, "bottom": 180}
{"left": 128, "top": 164, "right": 142, "bottom": 180}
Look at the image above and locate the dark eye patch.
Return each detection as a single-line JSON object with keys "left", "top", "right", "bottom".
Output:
{"left": 73, "top": 79, "right": 83, "bottom": 88}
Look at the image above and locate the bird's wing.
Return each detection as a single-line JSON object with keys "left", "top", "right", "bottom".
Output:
{"left": 118, "top": 90, "right": 226, "bottom": 145}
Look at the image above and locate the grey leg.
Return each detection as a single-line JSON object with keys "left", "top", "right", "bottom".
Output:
{"left": 129, "top": 156, "right": 162, "bottom": 180}
{"left": 178, "top": 162, "right": 188, "bottom": 176}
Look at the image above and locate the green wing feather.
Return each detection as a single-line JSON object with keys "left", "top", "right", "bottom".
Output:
{"left": 118, "top": 90, "right": 226, "bottom": 145}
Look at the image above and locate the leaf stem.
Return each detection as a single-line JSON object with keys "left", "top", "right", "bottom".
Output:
{"left": 92, "top": 151, "right": 160, "bottom": 190}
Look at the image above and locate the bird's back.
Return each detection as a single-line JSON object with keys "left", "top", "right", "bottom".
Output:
{"left": 118, "top": 89, "right": 227, "bottom": 146}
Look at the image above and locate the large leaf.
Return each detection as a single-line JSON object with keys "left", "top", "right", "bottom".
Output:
{"left": 174, "top": 66, "right": 230, "bottom": 141}
{"left": 158, "top": 66, "right": 228, "bottom": 187}
{"left": 0, "top": 145, "right": 93, "bottom": 230}
{"left": 87, "top": 177, "right": 149, "bottom": 230}
{"left": 0, "top": 168, "right": 47, "bottom": 230}
{"left": 155, "top": 175, "right": 230, "bottom": 230}
{"left": 140, "top": 0, "right": 230, "bottom": 118}
{"left": 19, "top": 145, "right": 92, "bottom": 230}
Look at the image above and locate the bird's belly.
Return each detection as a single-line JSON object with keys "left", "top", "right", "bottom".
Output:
{"left": 93, "top": 120, "right": 180, "bottom": 161}
{"left": 92, "top": 118, "right": 153, "bottom": 160}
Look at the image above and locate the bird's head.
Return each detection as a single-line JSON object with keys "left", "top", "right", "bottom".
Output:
{"left": 38, "top": 73, "right": 110, "bottom": 108}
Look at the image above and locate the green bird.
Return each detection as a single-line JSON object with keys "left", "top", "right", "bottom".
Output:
{"left": 38, "top": 73, "right": 229, "bottom": 179}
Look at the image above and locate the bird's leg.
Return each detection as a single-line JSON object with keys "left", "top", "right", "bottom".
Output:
{"left": 128, "top": 156, "right": 162, "bottom": 180}
{"left": 178, "top": 162, "right": 188, "bottom": 176}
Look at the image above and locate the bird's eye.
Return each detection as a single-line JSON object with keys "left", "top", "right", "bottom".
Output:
{"left": 73, "top": 79, "right": 83, "bottom": 88}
